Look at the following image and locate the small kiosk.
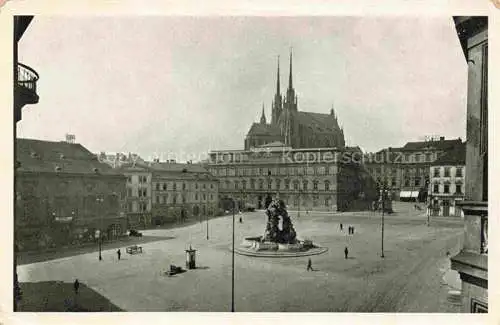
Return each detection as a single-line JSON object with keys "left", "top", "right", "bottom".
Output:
{"left": 185, "top": 246, "right": 197, "bottom": 269}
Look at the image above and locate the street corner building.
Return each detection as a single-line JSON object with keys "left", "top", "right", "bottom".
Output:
{"left": 428, "top": 142, "right": 466, "bottom": 217}
{"left": 15, "top": 138, "right": 127, "bottom": 252}
{"left": 116, "top": 161, "right": 219, "bottom": 228}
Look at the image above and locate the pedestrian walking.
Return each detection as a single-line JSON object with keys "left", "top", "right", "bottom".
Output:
{"left": 344, "top": 246, "right": 349, "bottom": 259}
{"left": 73, "top": 279, "right": 80, "bottom": 295}
{"left": 352, "top": 226, "right": 355, "bottom": 234}
{"left": 117, "top": 249, "right": 121, "bottom": 260}
{"left": 307, "top": 258, "right": 313, "bottom": 271}
{"left": 340, "top": 223, "right": 343, "bottom": 231}
{"left": 348, "top": 226, "right": 351, "bottom": 235}
{"left": 239, "top": 216, "right": 243, "bottom": 223}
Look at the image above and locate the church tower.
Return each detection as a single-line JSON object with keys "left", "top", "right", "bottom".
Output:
{"left": 271, "top": 56, "right": 282, "bottom": 126}
{"left": 260, "top": 103, "right": 267, "bottom": 124}
{"left": 284, "top": 48, "right": 298, "bottom": 112}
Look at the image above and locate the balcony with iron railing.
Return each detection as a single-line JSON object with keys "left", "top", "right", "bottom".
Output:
{"left": 450, "top": 201, "right": 488, "bottom": 296}
{"left": 15, "top": 62, "right": 39, "bottom": 114}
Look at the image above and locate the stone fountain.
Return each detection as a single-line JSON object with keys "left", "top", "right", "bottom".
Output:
{"left": 234, "top": 199, "right": 328, "bottom": 257}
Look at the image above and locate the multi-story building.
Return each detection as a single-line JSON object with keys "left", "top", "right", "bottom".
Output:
{"left": 428, "top": 144, "right": 466, "bottom": 217}
{"left": 364, "top": 137, "right": 464, "bottom": 202}
{"left": 15, "top": 138, "right": 127, "bottom": 251}
{"left": 450, "top": 16, "right": 488, "bottom": 313}
{"left": 207, "top": 143, "right": 376, "bottom": 212}
{"left": 119, "top": 161, "right": 219, "bottom": 227}
{"left": 116, "top": 163, "right": 153, "bottom": 228}
{"left": 150, "top": 162, "right": 219, "bottom": 225}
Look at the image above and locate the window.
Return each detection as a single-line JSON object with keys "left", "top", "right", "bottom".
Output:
{"left": 173, "top": 183, "right": 177, "bottom": 191}
{"left": 405, "top": 154, "right": 410, "bottom": 162}
{"left": 391, "top": 179, "right": 397, "bottom": 187}
{"left": 433, "top": 168, "right": 440, "bottom": 177}
{"left": 285, "top": 179, "right": 290, "bottom": 190}
{"left": 163, "top": 195, "right": 167, "bottom": 204}
{"left": 425, "top": 153, "right": 432, "bottom": 162}
{"left": 444, "top": 167, "right": 450, "bottom": 177}
{"left": 259, "top": 180, "right": 264, "bottom": 190}
{"left": 182, "top": 195, "right": 186, "bottom": 203}
{"left": 325, "top": 198, "right": 330, "bottom": 207}
{"left": 210, "top": 194, "right": 213, "bottom": 200}
{"left": 128, "top": 202, "right": 133, "bottom": 212}
{"left": 195, "top": 183, "right": 199, "bottom": 190}
{"left": 250, "top": 179, "right": 255, "bottom": 190}
{"left": 203, "top": 184, "right": 206, "bottom": 189}
{"left": 444, "top": 184, "right": 450, "bottom": 193}
{"left": 414, "top": 178, "right": 421, "bottom": 187}
{"left": 456, "top": 184, "right": 462, "bottom": 194}
{"left": 203, "top": 194, "right": 206, "bottom": 201}
{"left": 303, "top": 181, "right": 308, "bottom": 191}
{"left": 268, "top": 180, "right": 272, "bottom": 190}
{"left": 324, "top": 181, "right": 330, "bottom": 191}
{"left": 156, "top": 183, "right": 160, "bottom": 191}
{"left": 182, "top": 183, "right": 186, "bottom": 190}
{"left": 456, "top": 167, "right": 463, "bottom": 177}
{"left": 293, "top": 181, "right": 299, "bottom": 191}
{"left": 127, "top": 188, "right": 132, "bottom": 197}
{"left": 173, "top": 195, "right": 177, "bottom": 204}
{"left": 211, "top": 184, "right": 214, "bottom": 189}
{"left": 235, "top": 181, "right": 239, "bottom": 190}
{"left": 405, "top": 179, "right": 410, "bottom": 187}
{"left": 276, "top": 180, "right": 281, "bottom": 190}
{"left": 313, "top": 180, "right": 318, "bottom": 190}
{"left": 156, "top": 196, "right": 160, "bottom": 204}
{"left": 127, "top": 176, "right": 132, "bottom": 183}
{"left": 242, "top": 180, "right": 247, "bottom": 190}
{"left": 415, "top": 154, "right": 421, "bottom": 162}
{"left": 195, "top": 193, "right": 198, "bottom": 200}
{"left": 433, "top": 184, "right": 439, "bottom": 193}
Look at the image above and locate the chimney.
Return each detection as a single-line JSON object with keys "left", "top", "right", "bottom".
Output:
{"left": 440, "top": 136, "right": 445, "bottom": 141}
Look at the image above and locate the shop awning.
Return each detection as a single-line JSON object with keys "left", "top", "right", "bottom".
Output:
{"left": 400, "top": 191, "right": 412, "bottom": 198}
{"left": 410, "top": 191, "right": 420, "bottom": 198}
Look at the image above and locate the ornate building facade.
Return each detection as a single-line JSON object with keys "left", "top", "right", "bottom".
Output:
{"left": 207, "top": 144, "right": 376, "bottom": 212}
{"left": 364, "top": 137, "right": 464, "bottom": 202}
{"left": 244, "top": 52, "right": 345, "bottom": 150}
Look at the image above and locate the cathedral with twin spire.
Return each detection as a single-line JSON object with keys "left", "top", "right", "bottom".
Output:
{"left": 244, "top": 50, "right": 346, "bottom": 150}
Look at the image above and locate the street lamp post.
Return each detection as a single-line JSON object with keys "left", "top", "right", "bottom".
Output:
{"left": 96, "top": 196, "right": 104, "bottom": 261}
{"left": 206, "top": 207, "right": 209, "bottom": 240}
{"left": 231, "top": 198, "right": 235, "bottom": 312}
{"left": 380, "top": 189, "right": 385, "bottom": 258}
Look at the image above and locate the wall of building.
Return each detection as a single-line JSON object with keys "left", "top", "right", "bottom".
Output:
{"left": 124, "top": 171, "right": 152, "bottom": 227}
{"left": 15, "top": 172, "right": 126, "bottom": 251}
{"left": 151, "top": 176, "right": 219, "bottom": 225}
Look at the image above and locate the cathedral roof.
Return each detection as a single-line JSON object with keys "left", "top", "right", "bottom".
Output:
{"left": 258, "top": 141, "right": 286, "bottom": 148}
{"left": 401, "top": 138, "right": 462, "bottom": 151}
{"left": 296, "top": 111, "right": 339, "bottom": 133}
{"left": 246, "top": 123, "right": 281, "bottom": 137}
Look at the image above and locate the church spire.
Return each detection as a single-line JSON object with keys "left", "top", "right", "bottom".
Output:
{"left": 260, "top": 103, "right": 267, "bottom": 124}
{"left": 288, "top": 47, "right": 293, "bottom": 90}
{"left": 276, "top": 55, "right": 280, "bottom": 96}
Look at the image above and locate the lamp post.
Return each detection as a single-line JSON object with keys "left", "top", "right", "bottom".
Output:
{"left": 380, "top": 189, "right": 385, "bottom": 258}
{"left": 298, "top": 183, "right": 301, "bottom": 218}
{"left": 96, "top": 196, "right": 104, "bottom": 261}
{"left": 231, "top": 198, "right": 235, "bottom": 312}
{"left": 206, "top": 206, "right": 209, "bottom": 240}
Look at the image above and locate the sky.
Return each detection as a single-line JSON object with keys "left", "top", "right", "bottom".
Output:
{"left": 17, "top": 16, "right": 468, "bottom": 162}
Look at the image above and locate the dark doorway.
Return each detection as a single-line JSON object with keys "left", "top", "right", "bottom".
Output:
{"left": 258, "top": 195, "right": 263, "bottom": 209}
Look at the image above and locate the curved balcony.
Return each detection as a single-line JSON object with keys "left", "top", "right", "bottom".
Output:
{"left": 15, "top": 62, "right": 39, "bottom": 107}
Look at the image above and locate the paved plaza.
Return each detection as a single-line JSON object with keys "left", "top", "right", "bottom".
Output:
{"left": 18, "top": 203, "right": 463, "bottom": 312}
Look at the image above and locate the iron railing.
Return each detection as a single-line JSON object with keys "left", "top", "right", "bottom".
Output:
{"left": 17, "top": 62, "right": 39, "bottom": 93}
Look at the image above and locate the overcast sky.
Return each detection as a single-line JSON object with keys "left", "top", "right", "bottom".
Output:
{"left": 17, "top": 16, "right": 467, "bottom": 161}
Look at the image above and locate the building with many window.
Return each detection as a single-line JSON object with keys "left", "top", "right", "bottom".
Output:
{"left": 450, "top": 16, "right": 488, "bottom": 313}
{"left": 364, "top": 137, "right": 464, "bottom": 202}
{"left": 15, "top": 138, "right": 127, "bottom": 251}
{"left": 118, "top": 161, "right": 219, "bottom": 227}
{"left": 428, "top": 143, "right": 466, "bottom": 217}
{"left": 207, "top": 143, "right": 376, "bottom": 212}
{"left": 116, "top": 163, "right": 153, "bottom": 228}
